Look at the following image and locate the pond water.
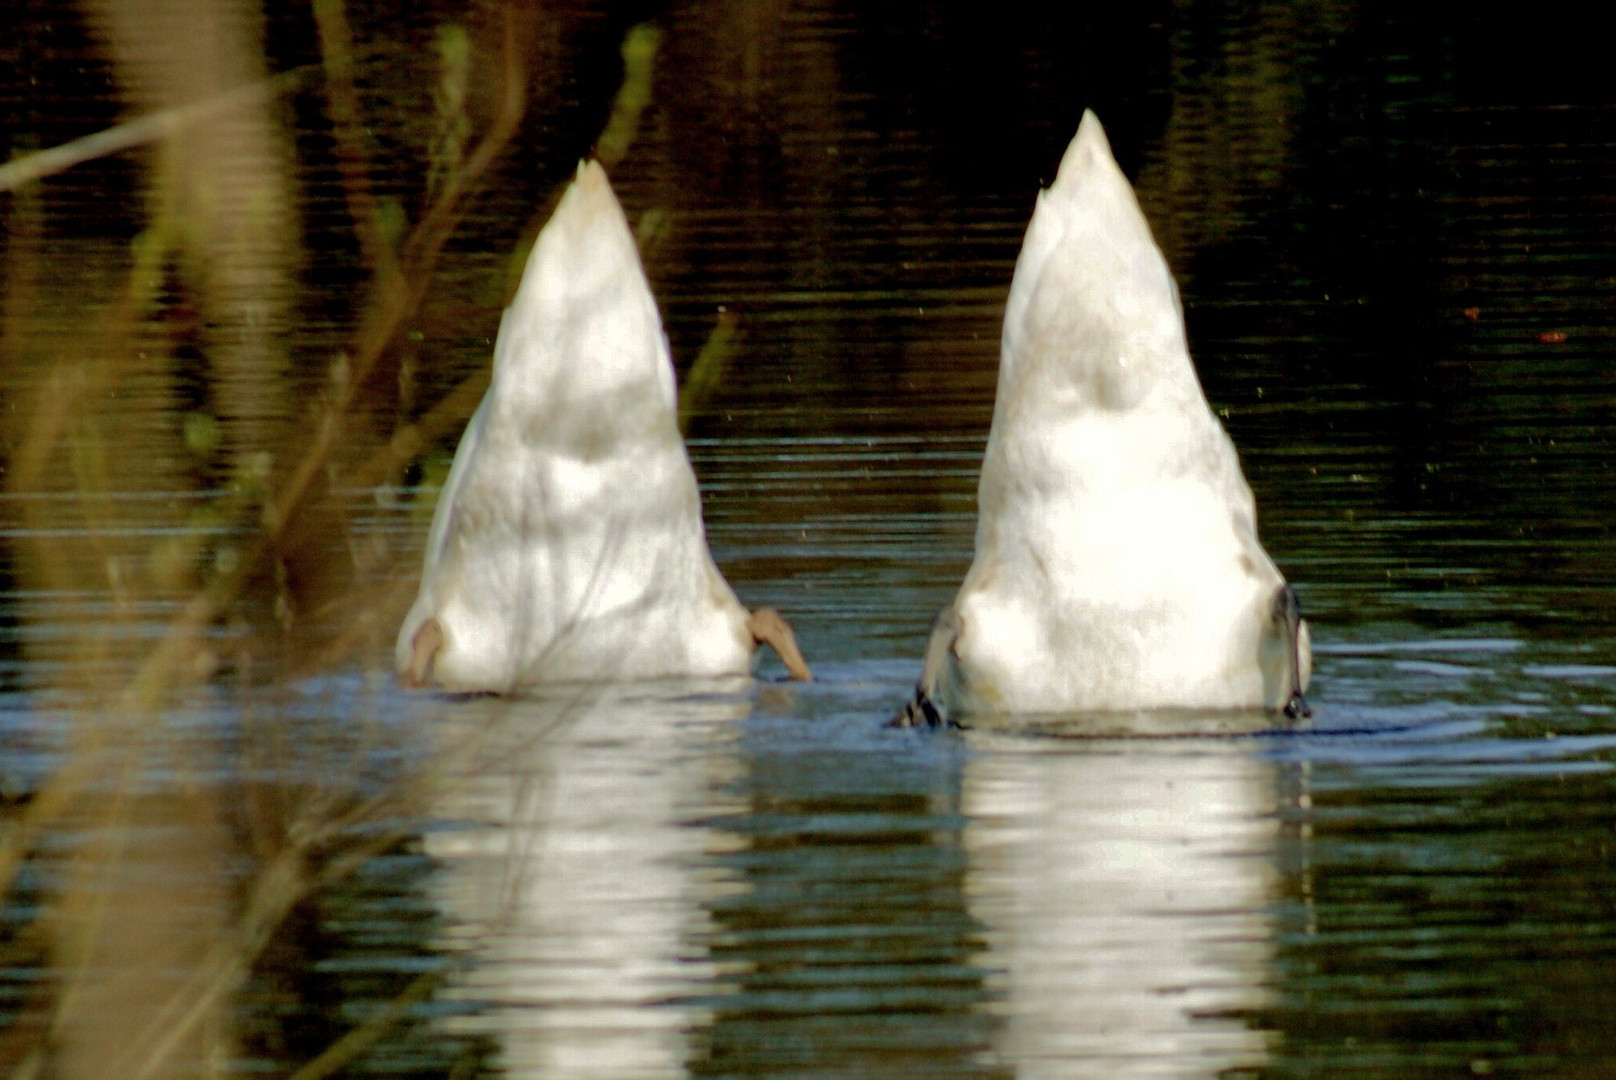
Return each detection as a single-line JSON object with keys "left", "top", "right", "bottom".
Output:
{"left": 4, "top": 1, "right": 1616, "bottom": 1077}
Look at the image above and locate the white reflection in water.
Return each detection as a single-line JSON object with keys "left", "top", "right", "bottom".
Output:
{"left": 424, "top": 684, "right": 749, "bottom": 1079}
{"left": 964, "top": 732, "right": 1278, "bottom": 1078}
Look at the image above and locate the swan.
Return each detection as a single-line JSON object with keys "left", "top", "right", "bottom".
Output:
{"left": 899, "top": 111, "right": 1308, "bottom": 725}
{"left": 396, "top": 161, "right": 810, "bottom": 691}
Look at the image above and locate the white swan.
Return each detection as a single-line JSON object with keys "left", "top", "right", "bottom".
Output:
{"left": 901, "top": 111, "right": 1308, "bottom": 724}
{"left": 396, "top": 161, "right": 809, "bottom": 691}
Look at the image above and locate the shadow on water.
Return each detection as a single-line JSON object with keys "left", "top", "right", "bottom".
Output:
{"left": 4, "top": 0, "right": 1616, "bottom": 1078}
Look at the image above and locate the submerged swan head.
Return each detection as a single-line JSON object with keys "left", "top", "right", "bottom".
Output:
{"left": 900, "top": 111, "right": 1310, "bottom": 725}
{"left": 396, "top": 161, "right": 811, "bottom": 691}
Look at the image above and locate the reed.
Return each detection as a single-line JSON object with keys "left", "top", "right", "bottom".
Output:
{"left": 0, "top": 4, "right": 687, "bottom": 1076}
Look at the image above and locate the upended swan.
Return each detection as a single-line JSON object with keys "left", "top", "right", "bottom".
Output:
{"left": 396, "top": 161, "right": 810, "bottom": 691}
{"left": 899, "top": 111, "right": 1309, "bottom": 726}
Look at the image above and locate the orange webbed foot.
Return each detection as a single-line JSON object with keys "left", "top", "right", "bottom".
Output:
{"left": 747, "top": 608, "right": 813, "bottom": 682}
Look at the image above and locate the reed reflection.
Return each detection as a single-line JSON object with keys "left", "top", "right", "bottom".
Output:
{"left": 963, "top": 729, "right": 1279, "bottom": 1077}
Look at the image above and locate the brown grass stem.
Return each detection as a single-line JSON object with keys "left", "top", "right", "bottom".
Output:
{"left": 0, "top": 68, "right": 313, "bottom": 194}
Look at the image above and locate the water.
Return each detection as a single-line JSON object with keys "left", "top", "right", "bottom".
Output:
{"left": 4, "top": 1, "right": 1616, "bottom": 1077}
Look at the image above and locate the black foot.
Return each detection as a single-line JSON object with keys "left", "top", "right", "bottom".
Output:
{"left": 1273, "top": 584, "right": 1310, "bottom": 720}
{"left": 889, "top": 688, "right": 956, "bottom": 729}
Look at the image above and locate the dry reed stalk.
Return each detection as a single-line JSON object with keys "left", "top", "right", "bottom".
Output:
{"left": 0, "top": 70, "right": 311, "bottom": 195}
{"left": 310, "top": 0, "right": 399, "bottom": 282}
{"left": 2, "top": 9, "right": 674, "bottom": 1077}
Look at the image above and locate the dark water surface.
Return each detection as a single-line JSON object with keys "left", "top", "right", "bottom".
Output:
{"left": 4, "top": 2, "right": 1616, "bottom": 1078}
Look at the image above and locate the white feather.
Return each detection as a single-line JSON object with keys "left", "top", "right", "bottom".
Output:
{"left": 924, "top": 111, "right": 1310, "bottom": 715}
{"left": 396, "top": 161, "right": 752, "bottom": 690}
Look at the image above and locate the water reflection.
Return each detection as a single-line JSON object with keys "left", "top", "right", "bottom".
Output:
{"left": 689, "top": 686, "right": 1005, "bottom": 1078}
{"left": 419, "top": 676, "right": 1291, "bottom": 1080}
{"left": 425, "top": 684, "right": 750, "bottom": 1079}
{"left": 422, "top": 675, "right": 1011, "bottom": 1080}
{"left": 964, "top": 732, "right": 1278, "bottom": 1078}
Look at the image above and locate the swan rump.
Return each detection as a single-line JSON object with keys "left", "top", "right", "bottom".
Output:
{"left": 902, "top": 111, "right": 1309, "bottom": 724}
{"left": 397, "top": 161, "right": 808, "bottom": 691}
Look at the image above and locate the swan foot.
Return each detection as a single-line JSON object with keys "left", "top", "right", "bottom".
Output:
{"left": 1274, "top": 585, "right": 1311, "bottom": 719}
{"left": 890, "top": 606, "right": 967, "bottom": 729}
{"left": 403, "top": 616, "right": 444, "bottom": 689}
{"left": 748, "top": 607, "right": 813, "bottom": 681}
{"left": 890, "top": 687, "right": 956, "bottom": 729}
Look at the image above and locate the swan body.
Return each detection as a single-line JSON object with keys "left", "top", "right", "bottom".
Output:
{"left": 903, "top": 111, "right": 1308, "bottom": 723}
{"left": 397, "top": 161, "right": 808, "bottom": 691}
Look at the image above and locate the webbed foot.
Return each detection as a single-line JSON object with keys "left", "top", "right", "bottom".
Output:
{"left": 890, "top": 688, "right": 944, "bottom": 728}
{"left": 1273, "top": 585, "right": 1311, "bottom": 719}
{"left": 403, "top": 616, "right": 444, "bottom": 689}
{"left": 748, "top": 608, "right": 813, "bottom": 681}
